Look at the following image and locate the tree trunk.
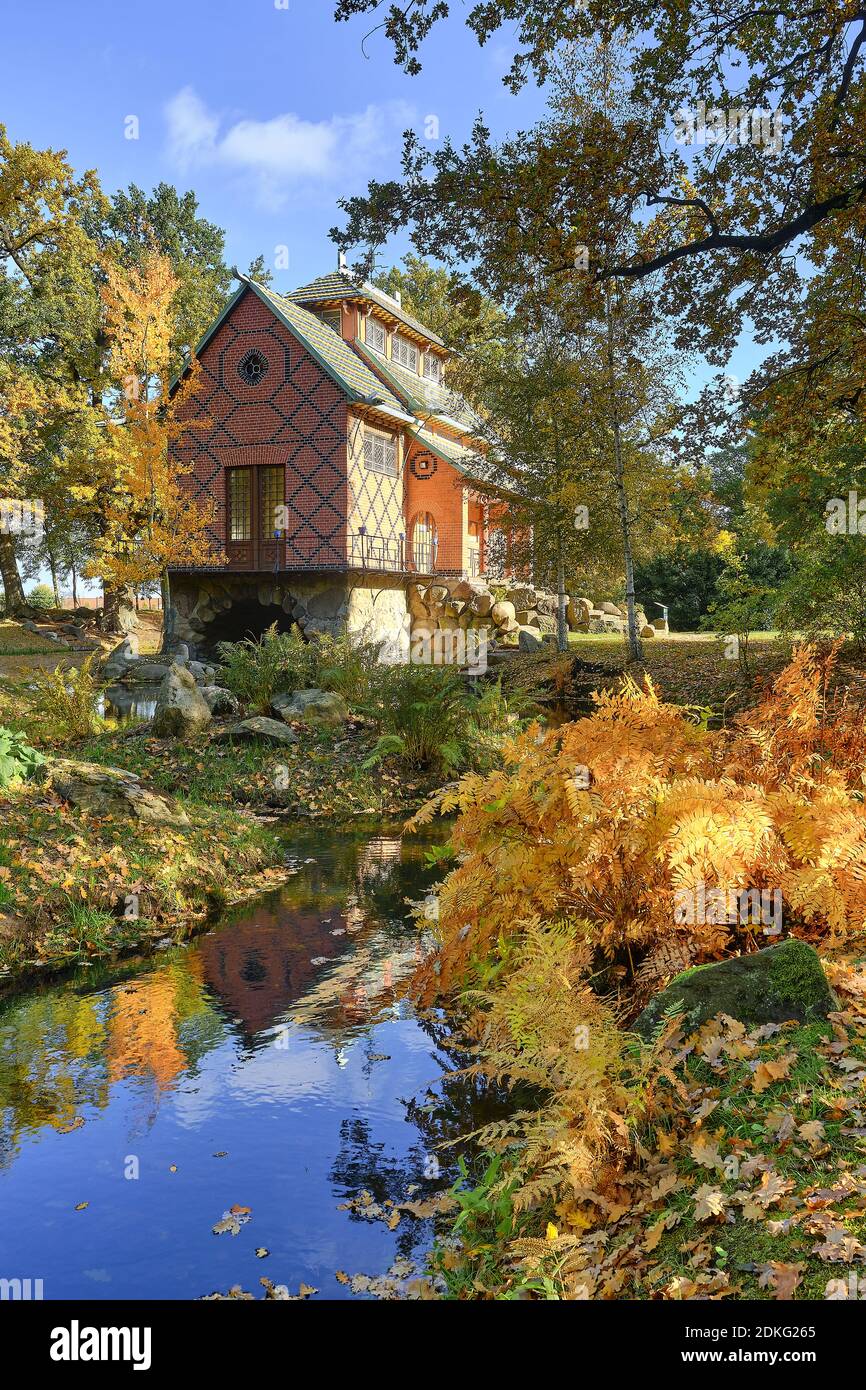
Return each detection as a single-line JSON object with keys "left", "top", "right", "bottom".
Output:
{"left": 101, "top": 581, "right": 138, "bottom": 635}
{"left": 604, "top": 288, "right": 643, "bottom": 665}
{"left": 47, "top": 546, "right": 61, "bottom": 607}
{"left": 160, "top": 570, "right": 173, "bottom": 652}
{"left": 0, "top": 532, "right": 27, "bottom": 615}
{"left": 71, "top": 561, "right": 78, "bottom": 608}
{"left": 556, "top": 531, "right": 568, "bottom": 653}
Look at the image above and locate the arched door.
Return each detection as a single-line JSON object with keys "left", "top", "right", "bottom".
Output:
{"left": 410, "top": 511, "right": 438, "bottom": 573}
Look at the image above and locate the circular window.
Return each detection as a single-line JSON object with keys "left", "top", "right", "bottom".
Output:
{"left": 238, "top": 349, "right": 269, "bottom": 386}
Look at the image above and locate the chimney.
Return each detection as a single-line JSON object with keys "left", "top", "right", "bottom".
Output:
{"left": 394, "top": 289, "right": 402, "bottom": 306}
{"left": 338, "top": 249, "right": 348, "bottom": 273}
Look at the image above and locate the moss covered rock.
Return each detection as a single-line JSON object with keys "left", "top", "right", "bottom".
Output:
{"left": 633, "top": 939, "right": 835, "bottom": 1042}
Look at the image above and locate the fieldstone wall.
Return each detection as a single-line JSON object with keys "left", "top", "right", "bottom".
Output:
{"left": 166, "top": 571, "right": 662, "bottom": 661}
{"left": 408, "top": 578, "right": 658, "bottom": 650}
{"left": 167, "top": 573, "right": 409, "bottom": 658}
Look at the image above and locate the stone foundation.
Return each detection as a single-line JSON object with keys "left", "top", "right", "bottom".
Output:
{"left": 166, "top": 572, "right": 410, "bottom": 659}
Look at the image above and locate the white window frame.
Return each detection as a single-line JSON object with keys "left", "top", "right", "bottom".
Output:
{"left": 363, "top": 427, "right": 398, "bottom": 477}
{"left": 366, "top": 317, "right": 387, "bottom": 354}
{"left": 392, "top": 333, "right": 418, "bottom": 372}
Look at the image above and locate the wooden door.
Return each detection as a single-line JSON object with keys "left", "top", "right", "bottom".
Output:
{"left": 226, "top": 466, "right": 284, "bottom": 570}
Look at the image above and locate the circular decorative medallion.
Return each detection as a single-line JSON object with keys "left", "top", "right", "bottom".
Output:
{"left": 410, "top": 452, "right": 438, "bottom": 481}
{"left": 237, "top": 349, "right": 269, "bottom": 386}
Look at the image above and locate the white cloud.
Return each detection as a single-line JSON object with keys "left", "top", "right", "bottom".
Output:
{"left": 164, "top": 86, "right": 415, "bottom": 201}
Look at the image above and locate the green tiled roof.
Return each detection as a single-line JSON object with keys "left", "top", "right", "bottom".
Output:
{"left": 289, "top": 271, "right": 446, "bottom": 348}
{"left": 409, "top": 423, "right": 482, "bottom": 477}
{"left": 251, "top": 282, "right": 408, "bottom": 413}
{"left": 352, "top": 337, "right": 478, "bottom": 430}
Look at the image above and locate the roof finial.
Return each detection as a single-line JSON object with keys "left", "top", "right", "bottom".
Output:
{"left": 338, "top": 249, "right": 348, "bottom": 273}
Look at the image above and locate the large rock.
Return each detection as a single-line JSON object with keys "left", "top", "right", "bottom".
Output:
{"left": 49, "top": 758, "right": 189, "bottom": 826}
{"left": 506, "top": 586, "right": 536, "bottom": 610}
{"left": 469, "top": 591, "right": 493, "bottom": 618}
{"left": 200, "top": 685, "right": 241, "bottom": 718}
{"left": 130, "top": 662, "right": 172, "bottom": 684}
{"left": 535, "top": 591, "right": 558, "bottom": 617}
{"left": 633, "top": 940, "right": 835, "bottom": 1042}
{"left": 102, "top": 635, "right": 140, "bottom": 680}
{"left": 517, "top": 625, "right": 544, "bottom": 652}
{"left": 491, "top": 600, "right": 516, "bottom": 627}
{"left": 273, "top": 688, "right": 349, "bottom": 726}
{"left": 151, "top": 664, "right": 212, "bottom": 738}
{"left": 600, "top": 601, "right": 624, "bottom": 617}
{"left": 216, "top": 717, "right": 298, "bottom": 745}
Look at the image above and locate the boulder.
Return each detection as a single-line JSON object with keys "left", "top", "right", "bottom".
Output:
{"left": 200, "top": 686, "right": 242, "bottom": 718}
{"left": 469, "top": 591, "right": 493, "bottom": 618}
{"left": 151, "top": 664, "right": 212, "bottom": 738}
{"left": 632, "top": 940, "right": 836, "bottom": 1042}
{"left": 640, "top": 624, "right": 656, "bottom": 640}
{"left": 216, "top": 717, "right": 298, "bottom": 745}
{"left": 491, "top": 600, "right": 516, "bottom": 627}
{"left": 102, "top": 635, "right": 140, "bottom": 680}
{"left": 600, "top": 601, "right": 624, "bottom": 617}
{"left": 272, "top": 688, "right": 349, "bottom": 726}
{"left": 130, "top": 662, "right": 172, "bottom": 684}
{"left": 450, "top": 578, "right": 486, "bottom": 603}
{"left": 49, "top": 758, "right": 189, "bottom": 827}
{"left": 506, "top": 586, "right": 536, "bottom": 610}
{"left": 517, "top": 625, "right": 544, "bottom": 652}
{"left": 427, "top": 584, "right": 449, "bottom": 606}
{"left": 535, "top": 592, "right": 558, "bottom": 617}
{"left": 653, "top": 620, "right": 669, "bottom": 635}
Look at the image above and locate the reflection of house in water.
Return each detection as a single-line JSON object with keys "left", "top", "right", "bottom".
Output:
{"left": 357, "top": 837, "right": 403, "bottom": 884}
{"left": 197, "top": 900, "right": 350, "bottom": 1036}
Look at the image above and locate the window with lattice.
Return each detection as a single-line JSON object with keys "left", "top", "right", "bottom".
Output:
{"left": 363, "top": 428, "right": 398, "bottom": 477}
{"left": 391, "top": 334, "right": 418, "bottom": 371}
{"left": 237, "top": 350, "right": 269, "bottom": 386}
{"left": 366, "top": 318, "right": 387, "bottom": 354}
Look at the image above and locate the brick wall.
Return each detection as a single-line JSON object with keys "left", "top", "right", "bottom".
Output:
{"left": 173, "top": 287, "right": 348, "bottom": 570}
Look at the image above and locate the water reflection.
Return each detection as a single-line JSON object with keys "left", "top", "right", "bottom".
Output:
{"left": 0, "top": 824, "right": 483, "bottom": 1300}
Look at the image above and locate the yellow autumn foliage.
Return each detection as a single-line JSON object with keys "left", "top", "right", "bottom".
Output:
{"left": 409, "top": 644, "right": 866, "bottom": 1204}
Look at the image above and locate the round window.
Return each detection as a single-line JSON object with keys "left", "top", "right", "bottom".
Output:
{"left": 238, "top": 349, "right": 269, "bottom": 386}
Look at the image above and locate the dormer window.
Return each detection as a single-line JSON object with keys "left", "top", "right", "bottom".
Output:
{"left": 423, "top": 354, "right": 441, "bottom": 383}
{"left": 391, "top": 334, "right": 418, "bottom": 372}
{"left": 366, "top": 317, "right": 387, "bottom": 354}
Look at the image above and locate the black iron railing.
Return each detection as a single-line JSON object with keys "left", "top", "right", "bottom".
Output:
{"left": 348, "top": 531, "right": 445, "bottom": 575}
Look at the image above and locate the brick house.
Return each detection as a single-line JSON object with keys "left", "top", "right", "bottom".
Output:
{"left": 167, "top": 259, "right": 511, "bottom": 656}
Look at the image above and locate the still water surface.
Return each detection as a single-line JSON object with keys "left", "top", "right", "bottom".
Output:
{"left": 0, "top": 825, "right": 482, "bottom": 1300}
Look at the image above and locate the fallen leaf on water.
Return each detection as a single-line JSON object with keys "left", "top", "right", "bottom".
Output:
{"left": 255, "top": 1248, "right": 269, "bottom": 1259}
{"left": 74, "top": 1202, "right": 88, "bottom": 1212}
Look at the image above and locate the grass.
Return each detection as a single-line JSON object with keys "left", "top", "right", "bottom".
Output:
{"left": 0, "top": 782, "right": 289, "bottom": 979}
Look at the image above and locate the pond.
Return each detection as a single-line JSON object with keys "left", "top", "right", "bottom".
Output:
{"left": 100, "top": 685, "right": 158, "bottom": 723}
{"left": 0, "top": 824, "right": 492, "bottom": 1301}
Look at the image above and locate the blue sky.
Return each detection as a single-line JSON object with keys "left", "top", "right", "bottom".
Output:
{"left": 1, "top": 0, "right": 761, "bottom": 393}
{"left": 0, "top": 0, "right": 547, "bottom": 289}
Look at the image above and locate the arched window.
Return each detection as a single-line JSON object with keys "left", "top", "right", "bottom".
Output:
{"left": 411, "top": 511, "right": 438, "bottom": 573}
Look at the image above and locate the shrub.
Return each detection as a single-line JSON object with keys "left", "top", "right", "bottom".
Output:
{"left": 26, "top": 584, "right": 55, "bottom": 610}
{"left": 408, "top": 644, "right": 866, "bottom": 1210}
{"left": 31, "top": 652, "right": 106, "bottom": 739}
{"left": 0, "top": 726, "right": 45, "bottom": 787}
{"left": 216, "top": 624, "right": 319, "bottom": 713}
{"left": 362, "top": 663, "right": 470, "bottom": 774}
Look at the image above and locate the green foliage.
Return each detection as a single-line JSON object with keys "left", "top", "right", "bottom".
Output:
{"left": 216, "top": 624, "right": 320, "bottom": 713}
{"left": 30, "top": 652, "right": 105, "bottom": 738}
{"left": 26, "top": 583, "right": 55, "bottom": 610}
{"left": 0, "top": 725, "right": 44, "bottom": 786}
{"left": 362, "top": 663, "right": 469, "bottom": 775}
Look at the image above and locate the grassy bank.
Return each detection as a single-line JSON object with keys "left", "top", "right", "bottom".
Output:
{"left": 434, "top": 966, "right": 866, "bottom": 1300}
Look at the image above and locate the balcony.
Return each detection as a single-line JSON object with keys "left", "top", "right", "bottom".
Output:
{"left": 348, "top": 529, "right": 473, "bottom": 578}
